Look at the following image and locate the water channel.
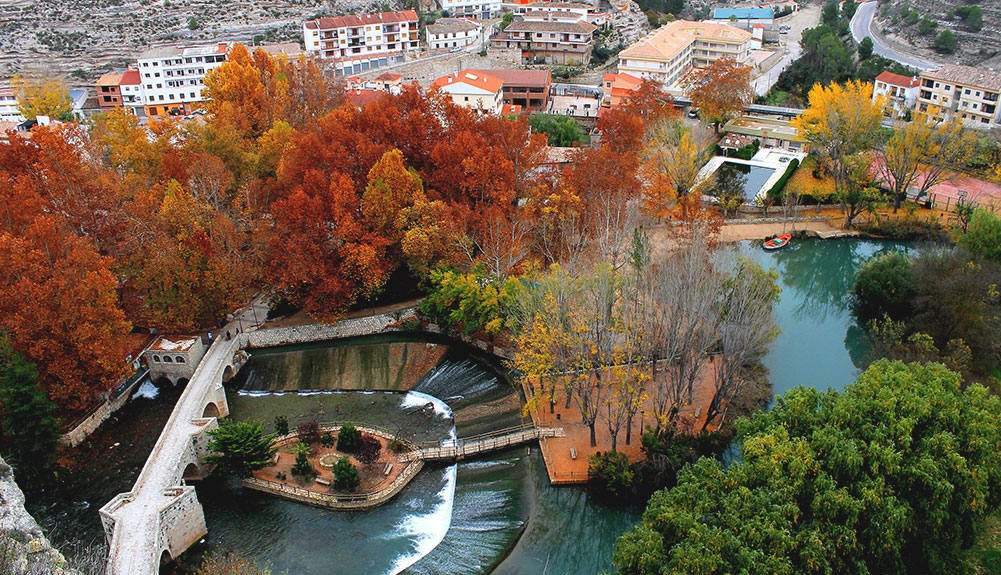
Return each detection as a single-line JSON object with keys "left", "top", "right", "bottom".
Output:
{"left": 28, "top": 238, "right": 916, "bottom": 574}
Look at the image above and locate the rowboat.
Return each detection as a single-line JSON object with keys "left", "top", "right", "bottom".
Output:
{"left": 763, "top": 233, "right": 791, "bottom": 250}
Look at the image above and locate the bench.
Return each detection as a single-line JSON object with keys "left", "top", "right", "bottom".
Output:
{"left": 383, "top": 462, "right": 394, "bottom": 476}
{"left": 570, "top": 447, "right": 577, "bottom": 460}
{"left": 315, "top": 477, "right": 331, "bottom": 486}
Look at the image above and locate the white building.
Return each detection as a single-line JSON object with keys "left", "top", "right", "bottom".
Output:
{"left": 303, "top": 10, "right": 419, "bottom": 75}
{"left": 873, "top": 71, "right": 919, "bottom": 119}
{"left": 426, "top": 18, "right": 482, "bottom": 50}
{"left": 137, "top": 43, "right": 229, "bottom": 117}
{"left": 119, "top": 69, "right": 144, "bottom": 113}
{"left": 431, "top": 70, "right": 504, "bottom": 114}
{"left": 0, "top": 88, "right": 24, "bottom": 123}
{"left": 518, "top": 2, "right": 606, "bottom": 25}
{"left": 439, "top": 0, "right": 502, "bottom": 19}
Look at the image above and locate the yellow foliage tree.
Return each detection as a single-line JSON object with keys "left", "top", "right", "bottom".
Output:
{"left": 11, "top": 74, "right": 73, "bottom": 121}
{"left": 792, "top": 80, "right": 886, "bottom": 226}
{"left": 640, "top": 119, "right": 714, "bottom": 222}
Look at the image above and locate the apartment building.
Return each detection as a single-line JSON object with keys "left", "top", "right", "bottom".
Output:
{"left": 0, "top": 88, "right": 23, "bottom": 122}
{"left": 491, "top": 18, "right": 597, "bottom": 65}
{"left": 873, "top": 71, "right": 919, "bottom": 119}
{"left": 440, "top": 0, "right": 502, "bottom": 19}
{"left": 916, "top": 64, "right": 1001, "bottom": 129}
{"left": 303, "top": 10, "right": 419, "bottom": 75}
{"left": 426, "top": 18, "right": 482, "bottom": 50}
{"left": 617, "top": 20, "right": 751, "bottom": 93}
{"left": 137, "top": 43, "right": 229, "bottom": 117}
{"left": 517, "top": 2, "right": 607, "bottom": 25}
{"left": 431, "top": 70, "right": 504, "bottom": 114}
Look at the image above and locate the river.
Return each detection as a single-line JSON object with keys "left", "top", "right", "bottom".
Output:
{"left": 26, "top": 238, "right": 914, "bottom": 575}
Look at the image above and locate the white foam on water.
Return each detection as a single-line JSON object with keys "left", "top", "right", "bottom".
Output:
{"left": 132, "top": 379, "right": 158, "bottom": 400}
{"left": 387, "top": 464, "right": 458, "bottom": 575}
{"left": 400, "top": 390, "right": 456, "bottom": 442}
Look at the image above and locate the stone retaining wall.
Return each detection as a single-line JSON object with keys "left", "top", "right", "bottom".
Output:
{"left": 245, "top": 309, "right": 418, "bottom": 349}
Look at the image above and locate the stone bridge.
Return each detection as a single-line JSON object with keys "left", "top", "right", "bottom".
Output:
{"left": 99, "top": 333, "right": 245, "bottom": 574}
{"left": 99, "top": 304, "right": 417, "bottom": 574}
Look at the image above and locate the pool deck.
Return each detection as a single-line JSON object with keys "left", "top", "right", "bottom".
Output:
{"left": 699, "top": 148, "right": 809, "bottom": 205}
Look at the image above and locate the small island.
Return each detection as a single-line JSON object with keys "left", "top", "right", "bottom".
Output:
{"left": 243, "top": 422, "right": 424, "bottom": 511}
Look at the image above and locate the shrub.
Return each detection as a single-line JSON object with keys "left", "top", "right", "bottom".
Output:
{"left": 588, "top": 451, "right": 633, "bottom": 502}
{"left": 291, "top": 443, "right": 315, "bottom": 479}
{"left": 356, "top": 433, "right": 382, "bottom": 464}
{"left": 934, "top": 30, "right": 956, "bottom": 53}
{"left": 320, "top": 431, "right": 335, "bottom": 448}
{"left": 297, "top": 420, "right": 321, "bottom": 444}
{"left": 337, "top": 423, "right": 361, "bottom": 452}
{"left": 332, "top": 456, "right": 360, "bottom": 491}
{"left": 273, "top": 415, "right": 289, "bottom": 436}
{"left": 765, "top": 158, "right": 799, "bottom": 201}
{"left": 851, "top": 251, "right": 915, "bottom": 322}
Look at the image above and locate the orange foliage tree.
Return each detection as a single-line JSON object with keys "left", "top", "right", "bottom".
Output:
{"left": 0, "top": 219, "right": 130, "bottom": 412}
{"left": 682, "top": 57, "right": 753, "bottom": 134}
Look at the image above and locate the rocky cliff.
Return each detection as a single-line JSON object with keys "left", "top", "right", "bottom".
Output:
{"left": 0, "top": 0, "right": 400, "bottom": 81}
{"left": 874, "top": 0, "right": 1000, "bottom": 69}
{"left": 0, "top": 457, "right": 77, "bottom": 575}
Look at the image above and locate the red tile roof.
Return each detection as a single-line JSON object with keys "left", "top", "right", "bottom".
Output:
{"left": 431, "top": 70, "right": 504, "bottom": 94}
{"left": 305, "top": 10, "right": 418, "bottom": 30}
{"left": 474, "top": 68, "right": 551, "bottom": 87}
{"left": 346, "top": 89, "right": 384, "bottom": 107}
{"left": 120, "top": 69, "right": 141, "bottom": 85}
{"left": 875, "top": 71, "right": 919, "bottom": 88}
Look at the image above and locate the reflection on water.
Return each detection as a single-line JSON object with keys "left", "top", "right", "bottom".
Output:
{"left": 737, "top": 238, "right": 915, "bottom": 396}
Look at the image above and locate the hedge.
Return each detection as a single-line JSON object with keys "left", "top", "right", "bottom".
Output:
{"left": 765, "top": 158, "right": 800, "bottom": 201}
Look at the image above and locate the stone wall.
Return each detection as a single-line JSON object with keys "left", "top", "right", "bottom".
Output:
{"left": 245, "top": 309, "right": 417, "bottom": 349}
{"left": 0, "top": 457, "right": 77, "bottom": 575}
{"left": 59, "top": 373, "right": 143, "bottom": 447}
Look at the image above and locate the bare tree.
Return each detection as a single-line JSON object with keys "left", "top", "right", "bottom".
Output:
{"left": 704, "top": 254, "right": 780, "bottom": 430}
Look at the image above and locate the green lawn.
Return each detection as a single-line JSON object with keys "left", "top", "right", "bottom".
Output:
{"left": 965, "top": 511, "right": 1001, "bottom": 575}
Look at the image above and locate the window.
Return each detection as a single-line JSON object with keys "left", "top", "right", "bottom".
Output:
{"left": 163, "top": 356, "right": 173, "bottom": 363}
{"left": 152, "top": 355, "right": 161, "bottom": 362}
{"left": 175, "top": 356, "right": 185, "bottom": 363}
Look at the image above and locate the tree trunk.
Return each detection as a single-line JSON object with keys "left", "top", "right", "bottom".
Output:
{"left": 589, "top": 422, "right": 597, "bottom": 447}
{"left": 625, "top": 414, "right": 633, "bottom": 446}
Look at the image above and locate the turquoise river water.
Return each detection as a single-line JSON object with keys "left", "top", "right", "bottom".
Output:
{"left": 27, "top": 238, "right": 916, "bottom": 574}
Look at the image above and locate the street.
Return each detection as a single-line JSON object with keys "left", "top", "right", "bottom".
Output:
{"left": 850, "top": 1, "right": 941, "bottom": 70}
{"left": 752, "top": 4, "right": 820, "bottom": 97}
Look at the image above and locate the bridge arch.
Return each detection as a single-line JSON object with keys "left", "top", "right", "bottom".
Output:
{"left": 222, "top": 365, "right": 235, "bottom": 382}
{"left": 182, "top": 462, "right": 200, "bottom": 482}
{"left": 202, "top": 402, "right": 220, "bottom": 419}
{"left": 159, "top": 549, "right": 172, "bottom": 566}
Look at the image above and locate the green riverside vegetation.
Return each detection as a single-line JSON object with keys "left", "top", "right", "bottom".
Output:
{"left": 613, "top": 360, "right": 1001, "bottom": 574}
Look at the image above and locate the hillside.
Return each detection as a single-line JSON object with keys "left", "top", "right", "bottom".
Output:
{"left": 873, "top": 0, "right": 1000, "bottom": 69}
{"left": 0, "top": 0, "right": 393, "bottom": 82}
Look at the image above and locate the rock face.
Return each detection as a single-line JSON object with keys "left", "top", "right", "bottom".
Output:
{"left": 0, "top": 0, "right": 401, "bottom": 81}
{"left": 874, "top": 0, "right": 1001, "bottom": 69}
{"left": 0, "top": 457, "right": 76, "bottom": 575}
